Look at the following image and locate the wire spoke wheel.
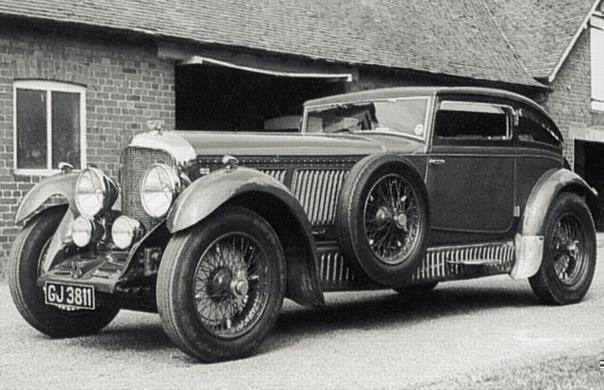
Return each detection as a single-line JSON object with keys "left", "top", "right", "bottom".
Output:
{"left": 363, "top": 173, "right": 420, "bottom": 264}
{"left": 550, "top": 214, "right": 587, "bottom": 286}
{"left": 529, "top": 193, "right": 596, "bottom": 305}
{"left": 192, "top": 232, "right": 270, "bottom": 339}
{"left": 36, "top": 239, "right": 51, "bottom": 278}
{"left": 337, "top": 157, "right": 428, "bottom": 286}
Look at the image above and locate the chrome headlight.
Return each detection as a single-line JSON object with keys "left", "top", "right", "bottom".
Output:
{"left": 111, "top": 216, "right": 144, "bottom": 249}
{"left": 71, "top": 216, "right": 93, "bottom": 247}
{"left": 74, "top": 168, "right": 118, "bottom": 218}
{"left": 140, "top": 164, "right": 180, "bottom": 218}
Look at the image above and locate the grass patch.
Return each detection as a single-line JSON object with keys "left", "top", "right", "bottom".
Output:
{"left": 423, "top": 349, "right": 604, "bottom": 390}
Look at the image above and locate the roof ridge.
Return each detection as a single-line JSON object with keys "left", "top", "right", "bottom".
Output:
{"left": 546, "top": 0, "right": 602, "bottom": 82}
{"left": 484, "top": 0, "right": 600, "bottom": 80}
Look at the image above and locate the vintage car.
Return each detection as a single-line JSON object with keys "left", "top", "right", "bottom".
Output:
{"left": 9, "top": 87, "right": 598, "bottom": 362}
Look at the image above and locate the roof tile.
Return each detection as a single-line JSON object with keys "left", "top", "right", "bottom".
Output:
{"left": 485, "top": 0, "right": 598, "bottom": 79}
{"left": 0, "top": 0, "right": 543, "bottom": 87}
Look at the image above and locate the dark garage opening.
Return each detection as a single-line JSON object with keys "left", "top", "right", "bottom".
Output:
{"left": 575, "top": 140, "right": 604, "bottom": 230}
{"left": 176, "top": 65, "right": 345, "bottom": 132}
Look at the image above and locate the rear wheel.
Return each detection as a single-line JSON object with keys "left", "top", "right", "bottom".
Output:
{"left": 529, "top": 193, "right": 596, "bottom": 305}
{"left": 8, "top": 208, "right": 119, "bottom": 337}
{"left": 157, "top": 206, "right": 286, "bottom": 362}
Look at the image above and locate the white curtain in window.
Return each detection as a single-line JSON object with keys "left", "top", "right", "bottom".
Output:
{"left": 591, "top": 20, "right": 604, "bottom": 103}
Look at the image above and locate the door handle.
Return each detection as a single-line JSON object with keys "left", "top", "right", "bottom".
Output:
{"left": 429, "top": 158, "right": 446, "bottom": 166}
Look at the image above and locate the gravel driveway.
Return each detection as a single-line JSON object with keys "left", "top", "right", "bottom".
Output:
{"left": 1, "top": 239, "right": 603, "bottom": 389}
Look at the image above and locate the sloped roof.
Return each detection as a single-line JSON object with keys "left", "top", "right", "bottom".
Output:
{"left": 485, "top": 0, "right": 600, "bottom": 81}
{"left": 0, "top": 0, "right": 543, "bottom": 88}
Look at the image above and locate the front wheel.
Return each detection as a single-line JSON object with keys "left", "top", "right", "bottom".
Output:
{"left": 529, "top": 193, "right": 596, "bottom": 305}
{"left": 8, "top": 208, "right": 120, "bottom": 337}
{"left": 156, "top": 206, "right": 286, "bottom": 362}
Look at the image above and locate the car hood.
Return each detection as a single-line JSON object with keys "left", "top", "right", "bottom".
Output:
{"left": 128, "top": 131, "right": 425, "bottom": 164}
{"left": 180, "top": 131, "right": 423, "bottom": 157}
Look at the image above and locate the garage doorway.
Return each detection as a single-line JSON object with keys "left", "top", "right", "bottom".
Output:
{"left": 176, "top": 64, "right": 346, "bottom": 131}
{"left": 575, "top": 140, "right": 604, "bottom": 230}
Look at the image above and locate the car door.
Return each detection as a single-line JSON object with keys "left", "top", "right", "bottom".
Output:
{"left": 426, "top": 99, "right": 516, "bottom": 239}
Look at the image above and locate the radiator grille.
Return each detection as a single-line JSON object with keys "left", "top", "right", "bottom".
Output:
{"left": 121, "top": 147, "right": 176, "bottom": 231}
{"left": 291, "top": 169, "right": 348, "bottom": 225}
{"left": 259, "top": 169, "right": 286, "bottom": 183}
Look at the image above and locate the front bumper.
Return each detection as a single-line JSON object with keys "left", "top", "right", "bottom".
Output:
{"left": 37, "top": 251, "right": 129, "bottom": 293}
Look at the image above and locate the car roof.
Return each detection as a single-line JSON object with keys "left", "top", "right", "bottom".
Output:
{"left": 303, "top": 86, "right": 562, "bottom": 142}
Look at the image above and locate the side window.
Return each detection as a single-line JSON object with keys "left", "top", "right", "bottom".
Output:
{"left": 516, "top": 109, "right": 560, "bottom": 148}
{"left": 433, "top": 101, "right": 508, "bottom": 143}
{"left": 14, "top": 80, "right": 86, "bottom": 173}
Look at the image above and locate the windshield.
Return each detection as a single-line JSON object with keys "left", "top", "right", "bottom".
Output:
{"left": 304, "top": 97, "right": 429, "bottom": 139}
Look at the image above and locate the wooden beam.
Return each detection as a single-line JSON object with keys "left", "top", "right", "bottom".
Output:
{"left": 157, "top": 40, "right": 356, "bottom": 81}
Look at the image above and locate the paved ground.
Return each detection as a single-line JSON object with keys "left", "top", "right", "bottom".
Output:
{"left": 1, "top": 240, "right": 603, "bottom": 389}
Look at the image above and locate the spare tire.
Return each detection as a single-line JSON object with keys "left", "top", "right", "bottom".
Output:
{"left": 336, "top": 154, "right": 429, "bottom": 287}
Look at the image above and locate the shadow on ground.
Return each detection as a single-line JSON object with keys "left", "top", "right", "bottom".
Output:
{"left": 36, "top": 282, "right": 541, "bottom": 358}
{"left": 262, "top": 283, "right": 539, "bottom": 352}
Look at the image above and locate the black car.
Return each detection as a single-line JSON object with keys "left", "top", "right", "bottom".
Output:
{"left": 9, "top": 87, "right": 598, "bottom": 362}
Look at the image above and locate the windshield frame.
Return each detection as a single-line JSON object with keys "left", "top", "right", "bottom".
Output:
{"left": 301, "top": 96, "right": 432, "bottom": 141}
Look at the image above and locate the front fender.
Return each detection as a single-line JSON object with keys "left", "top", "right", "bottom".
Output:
{"left": 511, "top": 168, "right": 598, "bottom": 279}
{"left": 168, "top": 167, "right": 310, "bottom": 233}
{"left": 14, "top": 172, "right": 78, "bottom": 224}
{"left": 167, "top": 167, "right": 324, "bottom": 307}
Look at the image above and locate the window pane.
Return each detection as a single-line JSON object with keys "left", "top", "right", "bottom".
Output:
{"left": 372, "top": 99, "right": 427, "bottom": 137}
{"left": 305, "top": 98, "right": 428, "bottom": 138}
{"left": 517, "top": 113, "right": 559, "bottom": 147}
{"left": 16, "top": 89, "right": 47, "bottom": 169}
{"left": 592, "top": 26, "right": 604, "bottom": 102}
{"left": 435, "top": 110, "right": 507, "bottom": 140}
{"left": 51, "top": 91, "right": 80, "bottom": 168}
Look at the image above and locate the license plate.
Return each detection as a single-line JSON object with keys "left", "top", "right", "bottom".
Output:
{"left": 44, "top": 282, "right": 96, "bottom": 310}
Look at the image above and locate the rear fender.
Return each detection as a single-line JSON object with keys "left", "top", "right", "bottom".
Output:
{"left": 167, "top": 167, "right": 324, "bottom": 307}
{"left": 512, "top": 168, "right": 598, "bottom": 279}
{"left": 14, "top": 172, "right": 78, "bottom": 224}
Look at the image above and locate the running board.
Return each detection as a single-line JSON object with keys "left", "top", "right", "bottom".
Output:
{"left": 317, "top": 241, "right": 516, "bottom": 291}
{"left": 448, "top": 259, "right": 505, "bottom": 266}
{"left": 411, "top": 241, "right": 515, "bottom": 283}
{"left": 441, "top": 242, "right": 515, "bottom": 267}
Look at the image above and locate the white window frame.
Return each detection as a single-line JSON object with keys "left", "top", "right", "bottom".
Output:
{"left": 13, "top": 80, "right": 87, "bottom": 176}
{"left": 591, "top": 15, "right": 604, "bottom": 111}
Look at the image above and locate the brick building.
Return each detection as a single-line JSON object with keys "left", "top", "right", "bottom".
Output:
{"left": 488, "top": 0, "right": 604, "bottom": 212}
{"left": 0, "top": 0, "right": 602, "bottom": 274}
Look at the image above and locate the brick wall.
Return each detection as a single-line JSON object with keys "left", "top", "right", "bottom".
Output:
{"left": 0, "top": 25, "right": 175, "bottom": 276}
{"left": 542, "top": 28, "right": 604, "bottom": 165}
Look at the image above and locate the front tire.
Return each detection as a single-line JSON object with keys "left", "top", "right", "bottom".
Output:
{"left": 156, "top": 206, "right": 286, "bottom": 362}
{"left": 8, "top": 208, "right": 120, "bottom": 337}
{"left": 529, "top": 193, "right": 596, "bottom": 305}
